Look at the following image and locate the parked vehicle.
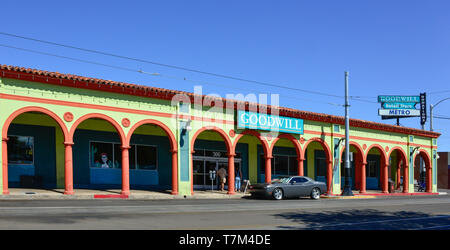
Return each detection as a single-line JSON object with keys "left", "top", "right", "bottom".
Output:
{"left": 249, "top": 176, "right": 327, "bottom": 200}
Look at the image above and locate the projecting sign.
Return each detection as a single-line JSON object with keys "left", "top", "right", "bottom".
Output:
{"left": 377, "top": 95, "right": 421, "bottom": 118}
{"left": 237, "top": 110, "right": 304, "bottom": 134}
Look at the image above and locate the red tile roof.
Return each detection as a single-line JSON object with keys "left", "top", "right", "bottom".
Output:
{"left": 0, "top": 64, "right": 440, "bottom": 138}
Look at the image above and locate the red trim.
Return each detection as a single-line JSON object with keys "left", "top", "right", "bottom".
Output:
{"left": 69, "top": 113, "right": 126, "bottom": 146}
{"left": 269, "top": 133, "right": 303, "bottom": 158}
{"left": 190, "top": 126, "right": 233, "bottom": 155}
{"left": 233, "top": 130, "right": 270, "bottom": 157}
{"left": 94, "top": 194, "right": 129, "bottom": 199}
{"left": 339, "top": 141, "right": 366, "bottom": 163}
{"left": 0, "top": 93, "right": 439, "bottom": 150}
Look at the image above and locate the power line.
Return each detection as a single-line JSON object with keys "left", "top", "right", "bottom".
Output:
{"left": 0, "top": 31, "right": 372, "bottom": 101}
{"left": 0, "top": 43, "right": 343, "bottom": 107}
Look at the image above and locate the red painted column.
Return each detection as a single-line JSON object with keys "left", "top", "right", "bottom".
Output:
{"left": 265, "top": 156, "right": 272, "bottom": 183}
{"left": 327, "top": 160, "right": 332, "bottom": 194}
{"left": 171, "top": 150, "right": 178, "bottom": 195}
{"left": 191, "top": 153, "right": 194, "bottom": 195}
{"left": 403, "top": 164, "right": 409, "bottom": 193}
{"left": 63, "top": 142, "right": 74, "bottom": 195}
{"left": 121, "top": 146, "right": 131, "bottom": 196}
{"left": 426, "top": 165, "right": 432, "bottom": 193}
{"left": 297, "top": 157, "right": 304, "bottom": 176}
{"left": 382, "top": 161, "right": 389, "bottom": 193}
{"left": 2, "top": 137, "right": 9, "bottom": 195}
{"left": 396, "top": 161, "right": 401, "bottom": 190}
{"left": 227, "top": 154, "right": 235, "bottom": 195}
{"left": 360, "top": 162, "right": 367, "bottom": 194}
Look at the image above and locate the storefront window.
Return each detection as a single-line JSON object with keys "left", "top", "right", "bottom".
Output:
{"left": 367, "top": 161, "right": 377, "bottom": 178}
{"left": 91, "top": 142, "right": 114, "bottom": 168}
{"left": 136, "top": 145, "right": 157, "bottom": 170}
{"left": 275, "top": 155, "right": 289, "bottom": 175}
{"left": 91, "top": 142, "right": 156, "bottom": 170}
{"left": 7, "top": 136, "right": 34, "bottom": 165}
{"left": 261, "top": 154, "right": 297, "bottom": 176}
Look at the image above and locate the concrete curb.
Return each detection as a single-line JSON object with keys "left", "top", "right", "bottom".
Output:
{"left": 0, "top": 193, "right": 251, "bottom": 200}
{"left": 322, "top": 195, "right": 377, "bottom": 199}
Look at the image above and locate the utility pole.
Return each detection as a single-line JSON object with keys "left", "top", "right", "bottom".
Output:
{"left": 342, "top": 71, "right": 353, "bottom": 196}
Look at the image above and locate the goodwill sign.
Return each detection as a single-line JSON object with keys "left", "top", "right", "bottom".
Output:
{"left": 237, "top": 110, "right": 304, "bottom": 134}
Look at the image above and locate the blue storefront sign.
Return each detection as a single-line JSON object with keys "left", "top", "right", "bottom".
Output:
{"left": 378, "top": 96, "right": 420, "bottom": 103}
{"left": 237, "top": 110, "right": 304, "bottom": 134}
{"left": 382, "top": 102, "right": 417, "bottom": 109}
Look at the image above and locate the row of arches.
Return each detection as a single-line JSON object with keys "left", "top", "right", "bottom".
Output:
{"left": 190, "top": 127, "right": 433, "bottom": 194}
{"left": 2, "top": 106, "right": 178, "bottom": 195}
{"left": 1, "top": 106, "right": 433, "bottom": 196}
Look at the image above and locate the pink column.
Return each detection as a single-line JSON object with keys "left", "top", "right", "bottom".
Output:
{"left": 2, "top": 137, "right": 9, "bottom": 195}
{"left": 227, "top": 154, "right": 235, "bottom": 195}
{"left": 64, "top": 142, "right": 74, "bottom": 195}
{"left": 327, "top": 160, "right": 332, "bottom": 194}
{"left": 265, "top": 156, "right": 272, "bottom": 183}
{"left": 403, "top": 164, "right": 409, "bottom": 193}
{"left": 426, "top": 165, "right": 432, "bottom": 193}
{"left": 360, "top": 162, "right": 367, "bottom": 194}
{"left": 121, "top": 146, "right": 131, "bottom": 196}
{"left": 171, "top": 150, "right": 178, "bottom": 195}
{"left": 297, "top": 157, "right": 304, "bottom": 176}
{"left": 396, "top": 161, "right": 401, "bottom": 190}
{"left": 382, "top": 161, "right": 389, "bottom": 194}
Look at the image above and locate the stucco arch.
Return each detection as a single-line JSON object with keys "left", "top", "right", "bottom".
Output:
{"left": 413, "top": 149, "right": 432, "bottom": 192}
{"left": 126, "top": 119, "right": 178, "bottom": 152}
{"left": 366, "top": 144, "right": 389, "bottom": 193}
{"left": 190, "top": 126, "right": 232, "bottom": 155}
{"left": 68, "top": 113, "right": 126, "bottom": 146}
{"left": 269, "top": 133, "right": 303, "bottom": 159}
{"left": 2, "top": 106, "right": 70, "bottom": 195}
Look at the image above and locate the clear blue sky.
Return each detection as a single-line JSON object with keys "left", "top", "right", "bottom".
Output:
{"left": 1, "top": 0, "right": 449, "bottom": 150}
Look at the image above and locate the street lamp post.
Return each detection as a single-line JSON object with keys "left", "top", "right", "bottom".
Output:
{"left": 430, "top": 97, "right": 450, "bottom": 131}
{"left": 342, "top": 71, "right": 353, "bottom": 196}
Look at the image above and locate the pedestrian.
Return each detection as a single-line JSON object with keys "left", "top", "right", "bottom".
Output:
{"left": 235, "top": 167, "right": 242, "bottom": 192}
{"left": 217, "top": 167, "right": 227, "bottom": 192}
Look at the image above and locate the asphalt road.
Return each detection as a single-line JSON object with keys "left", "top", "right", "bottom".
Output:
{"left": 0, "top": 195, "right": 449, "bottom": 230}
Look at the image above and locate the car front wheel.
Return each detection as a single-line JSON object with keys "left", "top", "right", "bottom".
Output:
{"left": 272, "top": 188, "right": 283, "bottom": 200}
{"left": 310, "top": 188, "right": 321, "bottom": 200}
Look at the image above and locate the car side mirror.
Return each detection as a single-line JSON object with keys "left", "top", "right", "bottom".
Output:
{"left": 291, "top": 181, "right": 296, "bottom": 185}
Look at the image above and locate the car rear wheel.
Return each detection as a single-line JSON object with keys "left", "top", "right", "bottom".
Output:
{"left": 310, "top": 188, "right": 321, "bottom": 200}
{"left": 272, "top": 188, "right": 283, "bottom": 200}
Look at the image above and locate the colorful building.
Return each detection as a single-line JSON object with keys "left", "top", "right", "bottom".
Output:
{"left": 0, "top": 65, "right": 441, "bottom": 196}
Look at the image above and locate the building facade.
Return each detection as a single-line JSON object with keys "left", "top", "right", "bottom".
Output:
{"left": 0, "top": 65, "right": 441, "bottom": 196}
{"left": 437, "top": 152, "right": 449, "bottom": 189}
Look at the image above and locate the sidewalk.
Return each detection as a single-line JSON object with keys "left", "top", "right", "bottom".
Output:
{"left": 0, "top": 188, "right": 251, "bottom": 200}
{"left": 1, "top": 188, "right": 446, "bottom": 200}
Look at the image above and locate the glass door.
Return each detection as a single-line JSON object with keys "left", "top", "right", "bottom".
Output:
{"left": 193, "top": 160, "right": 205, "bottom": 188}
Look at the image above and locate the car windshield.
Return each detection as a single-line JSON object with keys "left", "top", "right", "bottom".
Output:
{"left": 271, "top": 177, "right": 290, "bottom": 184}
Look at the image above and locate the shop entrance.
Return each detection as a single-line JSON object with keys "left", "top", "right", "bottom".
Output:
{"left": 193, "top": 151, "right": 241, "bottom": 190}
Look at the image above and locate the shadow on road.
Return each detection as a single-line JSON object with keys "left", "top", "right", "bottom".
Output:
{"left": 274, "top": 209, "right": 450, "bottom": 230}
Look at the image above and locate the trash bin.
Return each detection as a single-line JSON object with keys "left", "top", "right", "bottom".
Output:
{"left": 388, "top": 179, "right": 395, "bottom": 193}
